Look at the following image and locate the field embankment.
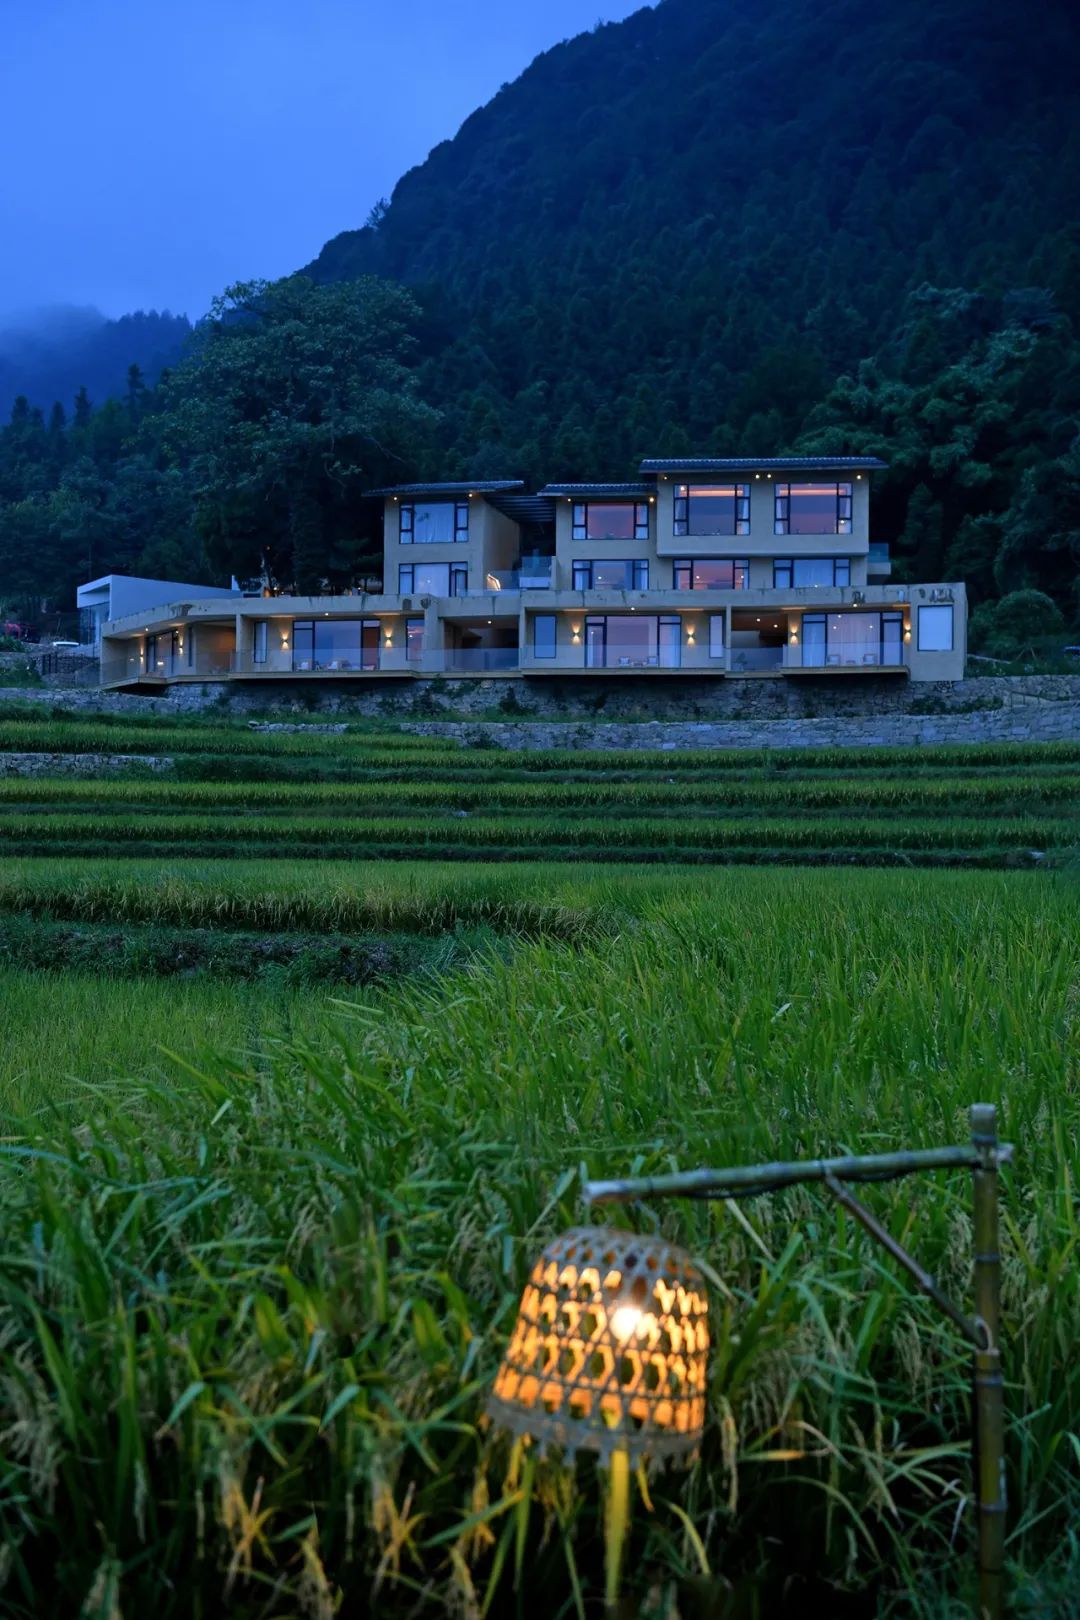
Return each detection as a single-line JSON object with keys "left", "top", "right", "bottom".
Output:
{"left": 1, "top": 706, "right": 1078, "bottom": 1616}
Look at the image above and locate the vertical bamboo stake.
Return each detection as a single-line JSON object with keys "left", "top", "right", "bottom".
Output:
{"left": 971, "top": 1103, "right": 1005, "bottom": 1620}
{"left": 604, "top": 1447, "right": 630, "bottom": 1614}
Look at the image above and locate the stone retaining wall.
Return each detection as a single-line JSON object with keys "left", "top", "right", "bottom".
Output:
{"left": 0, "top": 676, "right": 1078, "bottom": 751}
{"left": 401, "top": 704, "right": 1080, "bottom": 751}
{"left": 0, "top": 752, "right": 175, "bottom": 776}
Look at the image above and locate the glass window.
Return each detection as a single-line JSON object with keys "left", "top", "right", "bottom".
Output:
{"left": 774, "top": 483, "right": 853, "bottom": 536}
{"left": 659, "top": 614, "right": 681, "bottom": 669}
{"left": 796, "top": 558, "right": 840, "bottom": 586}
{"left": 252, "top": 621, "right": 268, "bottom": 665}
{"left": 406, "top": 617, "right": 424, "bottom": 662}
{"left": 800, "top": 610, "right": 906, "bottom": 668}
{"left": 572, "top": 559, "right": 649, "bottom": 590}
{"left": 918, "top": 605, "right": 953, "bottom": 651}
{"left": 709, "top": 615, "right": 724, "bottom": 658}
{"left": 674, "top": 558, "right": 749, "bottom": 590}
{"left": 290, "top": 618, "right": 379, "bottom": 671}
{"left": 533, "top": 613, "right": 557, "bottom": 659}
{"left": 400, "top": 501, "right": 469, "bottom": 544}
{"left": 674, "top": 485, "right": 750, "bottom": 537}
{"left": 398, "top": 562, "right": 468, "bottom": 596}
{"left": 775, "top": 557, "right": 853, "bottom": 587}
{"left": 572, "top": 502, "right": 649, "bottom": 541}
{"left": 801, "top": 612, "right": 826, "bottom": 666}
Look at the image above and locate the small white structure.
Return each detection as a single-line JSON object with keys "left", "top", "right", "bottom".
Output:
{"left": 77, "top": 574, "right": 238, "bottom": 650}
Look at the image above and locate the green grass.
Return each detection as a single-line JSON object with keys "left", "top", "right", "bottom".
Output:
{"left": 1, "top": 865, "right": 1078, "bottom": 1616}
{"left": 2, "top": 717, "right": 1079, "bottom": 1613}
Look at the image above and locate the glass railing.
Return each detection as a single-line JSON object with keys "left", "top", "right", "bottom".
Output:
{"left": 440, "top": 649, "right": 520, "bottom": 672}
{"left": 584, "top": 653, "right": 682, "bottom": 670}
{"left": 729, "top": 646, "right": 784, "bottom": 671}
{"left": 462, "top": 568, "right": 553, "bottom": 594}
{"left": 794, "top": 640, "right": 906, "bottom": 669}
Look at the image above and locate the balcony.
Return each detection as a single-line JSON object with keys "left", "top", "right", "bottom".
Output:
{"left": 729, "top": 646, "right": 784, "bottom": 672}
{"left": 436, "top": 648, "right": 520, "bottom": 673}
{"left": 785, "top": 640, "right": 907, "bottom": 673}
{"left": 228, "top": 648, "right": 411, "bottom": 676}
{"left": 101, "top": 649, "right": 232, "bottom": 685}
{"left": 461, "top": 566, "right": 553, "bottom": 596}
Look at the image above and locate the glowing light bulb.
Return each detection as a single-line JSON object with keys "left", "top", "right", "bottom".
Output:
{"left": 611, "top": 1305, "right": 643, "bottom": 1341}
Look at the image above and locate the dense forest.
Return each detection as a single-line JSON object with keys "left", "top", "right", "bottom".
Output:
{"left": 0, "top": 307, "right": 190, "bottom": 422}
{"left": 1, "top": 0, "right": 1078, "bottom": 642}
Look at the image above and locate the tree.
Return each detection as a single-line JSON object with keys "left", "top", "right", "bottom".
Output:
{"left": 163, "top": 275, "right": 438, "bottom": 586}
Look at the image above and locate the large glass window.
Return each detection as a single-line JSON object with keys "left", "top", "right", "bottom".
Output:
{"left": 532, "top": 613, "right": 557, "bottom": 659}
{"left": 572, "top": 559, "right": 649, "bottom": 590}
{"left": 709, "top": 615, "right": 725, "bottom": 658}
{"left": 582, "top": 614, "right": 681, "bottom": 669}
{"left": 291, "top": 619, "right": 381, "bottom": 672}
{"left": 252, "top": 621, "right": 268, "bottom": 665}
{"left": 918, "top": 605, "right": 954, "bottom": 651}
{"left": 800, "top": 611, "right": 904, "bottom": 667}
{"left": 774, "top": 483, "right": 853, "bottom": 535}
{"left": 572, "top": 502, "right": 649, "bottom": 541}
{"left": 773, "top": 557, "right": 852, "bottom": 588}
{"left": 406, "top": 617, "right": 424, "bottom": 662}
{"left": 673, "top": 485, "right": 750, "bottom": 537}
{"left": 398, "top": 562, "right": 467, "bottom": 596}
{"left": 399, "top": 501, "right": 469, "bottom": 544}
{"left": 672, "top": 558, "right": 749, "bottom": 590}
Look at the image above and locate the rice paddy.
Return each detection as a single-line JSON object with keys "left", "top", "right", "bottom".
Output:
{"left": 0, "top": 704, "right": 1077, "bottom": 1616}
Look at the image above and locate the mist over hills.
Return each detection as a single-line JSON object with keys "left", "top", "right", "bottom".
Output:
{"left": 0, "top": 306, "right": 191, "bottom": 419}
{"left": 2, "top": 0, "right": 1078, "bottom": 629}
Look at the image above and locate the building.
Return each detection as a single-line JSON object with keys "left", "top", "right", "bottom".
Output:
{"left": 78, "top": 573, "right": 238, "bottom": 652}
{"left": 96, "top": 457, "right": 966, "bottom": 689}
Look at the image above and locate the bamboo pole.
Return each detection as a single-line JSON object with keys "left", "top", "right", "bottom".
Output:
{"left": 584, "top": 1140, "right": 1013, "bottom": 1207}
{"left": 971, "top": 1103, "right": 1006, "bottom": 1620}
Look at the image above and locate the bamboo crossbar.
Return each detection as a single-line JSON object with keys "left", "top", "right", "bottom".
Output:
{"left": 584, "top": 1140, "right": 1014, "bottom": 1206}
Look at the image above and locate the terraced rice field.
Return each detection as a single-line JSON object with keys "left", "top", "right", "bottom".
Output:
{"left": 0, "top": 703, "right": 1078, "bottom": 1617}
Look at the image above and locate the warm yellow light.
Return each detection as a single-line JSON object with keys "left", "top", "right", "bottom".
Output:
{"left": 611, "top": 1305, "right": 643, "bottom": 1341}
{"left": 488, "top": 1226, "right": 709, "bottom": 1463}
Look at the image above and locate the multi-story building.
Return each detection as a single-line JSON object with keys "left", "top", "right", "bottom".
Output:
{"left": 96, "top": 456, "right": 966, "bottom": 689}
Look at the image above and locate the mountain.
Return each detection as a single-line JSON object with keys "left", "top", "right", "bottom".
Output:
{"left": 0, "top": 306, "right": 192, "bottom": 418}
{"left": 300, "top": 0, "right": 1080, "bottom": 611}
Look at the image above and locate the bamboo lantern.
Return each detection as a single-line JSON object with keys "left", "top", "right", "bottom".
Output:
{"left": 488, "top": 1226, "right": 709, "bottom": 1461}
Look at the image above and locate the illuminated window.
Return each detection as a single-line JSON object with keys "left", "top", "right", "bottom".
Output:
{"left": 572, "top": 502, "right": 649, "bottom": 541}
{"left": 774, "top": 483, "right": 853, "bottom": 535}
{"left": 673, "top": 485, "right": 750, "bottom": 537}
{"left": 399, "top": 501, "right": 469, "bottom": 544}
{"left": 672, "top": 558, "right": 749, "bottom": 590}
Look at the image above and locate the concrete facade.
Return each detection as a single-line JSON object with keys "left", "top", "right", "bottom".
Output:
{"left": 95, "top": 456, "right": 969, "bottom": 693}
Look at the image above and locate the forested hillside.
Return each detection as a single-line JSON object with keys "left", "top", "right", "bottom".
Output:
{"left": 0, "top": 308, "right": 190, "bottom": 421}
{"left": 2, "top": 0, "right": 1078, "bottom": 633}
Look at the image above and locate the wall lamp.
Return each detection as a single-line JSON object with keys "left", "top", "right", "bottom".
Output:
{"left": 489, "top": 1104, "right": 1010, "bottom": 1620}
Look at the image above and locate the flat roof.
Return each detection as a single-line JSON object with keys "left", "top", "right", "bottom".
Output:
{"left": 638, "top": 456, "right": 889, "bottom": 472}
{"left": 365, "top": 480, "right": 524, "bottom": 497}
{"left": 539, "top": 482, "right": 652, "bottom": 497}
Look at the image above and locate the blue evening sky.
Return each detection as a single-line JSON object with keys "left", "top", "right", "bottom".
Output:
{"left": 0, "top": 0, "right": 645, "bottom": 322}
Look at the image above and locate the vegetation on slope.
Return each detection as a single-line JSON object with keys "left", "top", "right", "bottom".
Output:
{"left": 1, "top": 867, "right": 1077, "bottom": 1615}
{"left": 2, "top": 0, "right": 1079, "bottom": 623}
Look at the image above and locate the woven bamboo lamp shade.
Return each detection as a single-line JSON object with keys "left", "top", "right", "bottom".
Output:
{"left": 488, "top": 1226, "right": 709, "bottom": 1461}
